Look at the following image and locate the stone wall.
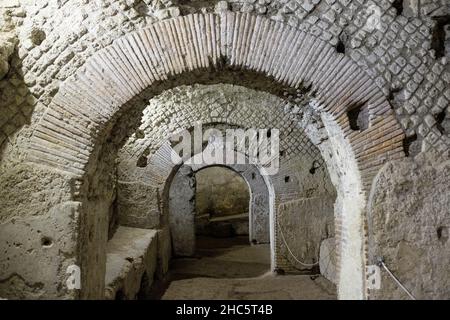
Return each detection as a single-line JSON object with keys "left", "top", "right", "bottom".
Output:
{"left": 0, "top": 162, "right": 78, "bottom": 298}
{"left": 272, "top": 155, "right": 336, "bottom": 273}
{"left": 0, "top": 201, "right": 80, "bottom": 299}
{"left": 368, "top": 151, "right": 450, "bottom": 300}
{"left": 195, "top": 166, "right": 250, "bottom": 217}
{"left": 117, "top": 181, "right": 161, "bottom": 229}
{"left": 276, "top": 197, "right": 335, "bottom": 273}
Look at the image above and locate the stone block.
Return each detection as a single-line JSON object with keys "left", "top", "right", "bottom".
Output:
{"left": 319, "top": 237, "right": 337, "bottom": 284}
{"left": 117, "top": 182, "right": 161, "bottom": 229}
{"left": 0, "top": 201, "right": 81, "bottom": 299}
{"left": 104, "top": 227, "right": 158, "bottom": 300}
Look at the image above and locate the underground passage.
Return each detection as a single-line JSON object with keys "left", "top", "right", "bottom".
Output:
{"left": 0, "top": 0, "right": 449, "bottom": 301}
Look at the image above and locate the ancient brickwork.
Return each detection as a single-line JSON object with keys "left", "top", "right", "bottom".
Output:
{"left": 118, "top": 84, "right": 322, "bottom": 184}
{"left": 0, "top": 0, "right": 448, "bottom": 160}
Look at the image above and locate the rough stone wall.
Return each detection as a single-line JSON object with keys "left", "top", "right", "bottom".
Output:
{"left": 0, "top": 153, "right": 113, "bottom": 299}
{"left": 273, "top": 155, "right": 336, "bottom": 273}
{"left": 0, "top": 27, "right": 16, "bottom": 80}
{"left": 117, "top": 181, "right": 161, "bottom": 229}
{"left": 0, "top": 201, "right": 80, "bottom": 299}
{"left": 367, "top": 151, "right": 450, "bottom": 300}
{"left": 195, "top": 166, "right": 250, "bottom": 217}
{"left": 0, "top": 163, "right": 73, "bottom": 223}
{"left": 277, "top": 197, "right": 335, "bottom": 272}
{"left": 0, "top": 159, "right": 78, "bottom": 298}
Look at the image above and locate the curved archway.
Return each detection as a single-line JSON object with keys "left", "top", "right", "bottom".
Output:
{"left": 161, "top": 145, "right": 275, "bottom": 262}
{"left": 115, "top": 88, "right": 336, "bottom": 280}
{"left": 29, "top": 12, "right": 403, "bottom": 179}
{"left": 190, "top": 163, "right": 271, "bottom": 245}
{"left": 26, "top": 12, "right": 405, "bottom": 299}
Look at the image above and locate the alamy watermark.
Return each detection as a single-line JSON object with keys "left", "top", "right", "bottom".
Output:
{"left": 66, "top": 265, "right": 81, "bottom": 290}
{"left": 169, "top": 123, "right": 280, "bottom": 175}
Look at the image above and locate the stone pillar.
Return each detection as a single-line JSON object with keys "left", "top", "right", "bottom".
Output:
{"left": 168, "top": 165, "right": 196, "bottom": 256}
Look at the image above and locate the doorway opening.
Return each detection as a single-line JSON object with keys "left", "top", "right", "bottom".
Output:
{"left": 195, "top": 166, "right": 251, "bottom": 242}
{"left": 192, "top": 166, "right": 270, "bottom": 277}
{"left": 169, "top": 166, "right": 271, "bottom": 281}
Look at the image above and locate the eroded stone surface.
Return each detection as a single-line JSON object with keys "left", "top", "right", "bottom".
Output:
{"left": 117, "top": 182, "right": 161, "bottom": 229}
{"left": 368, "top": 152, "right": 450, "bottom": 300}
{"left": 277, "top": 197, "right": 335, "bottom": 272}
{"left": 169, "top": 165, "right": 196, "bottom": 257}
{"left": 196, "top": 167, "right": 250, "bottom": 218}
{"left": 0, "top": 34, "right": 16, "bottom": 80}
{"left": 0, "top": 201, "right": 80, "bottom": 299}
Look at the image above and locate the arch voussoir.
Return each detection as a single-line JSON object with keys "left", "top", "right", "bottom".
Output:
{"left": 29, "top": 11, "right": 404, "bottom": 187}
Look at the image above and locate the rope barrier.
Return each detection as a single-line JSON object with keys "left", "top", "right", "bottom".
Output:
{"left": 277, "top": 208, "right": 417, "bottom": 300}
{"left": 277, "top": 217, "right": 320, "bottom": 267}
{"left": 378, "top": 260, "right": 416, "bottom": 300}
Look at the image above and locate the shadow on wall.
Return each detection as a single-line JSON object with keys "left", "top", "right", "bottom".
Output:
{"left": 0, "top": 31, "right": 36, "bottom": 160}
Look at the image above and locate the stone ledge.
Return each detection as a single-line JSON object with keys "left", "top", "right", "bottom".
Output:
{"left": 104, "top": 226, "right": 158, "bottom": 300}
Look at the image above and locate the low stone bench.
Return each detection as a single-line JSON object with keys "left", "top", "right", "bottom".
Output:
{"left": 104, "top": 226, "right": 158, "bottom": 300}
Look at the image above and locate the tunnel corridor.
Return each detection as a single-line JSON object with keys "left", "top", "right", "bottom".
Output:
{"left": 1, "top": 1, "right": 449, "bottom": 301}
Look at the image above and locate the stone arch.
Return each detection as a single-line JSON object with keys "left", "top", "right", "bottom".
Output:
{"left": 120, "top": 116, "right": 334, "bottom": 273}
{"left": 118, "top": 83, "right": 321, "bottom": 166}
{"left": 166, "top": 159, "right": 273, "bottom": 259}
{"left": 189, "top": 163, "right": 271, "bottom": 244}
{"left": 114, "top": 86, "right": 336, "bottom": 277}
{"left": 118, "top": 112, "right": 329, "bottom": 275}
{"left": 26, "top": 12, "right": 405, "bottom": 299}
{"left": 134, "top": 140, "right": 275, "bottom": 256}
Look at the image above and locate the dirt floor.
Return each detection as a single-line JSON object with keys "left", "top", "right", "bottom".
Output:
{"left": 160, "top": 236, "right": 336, "bottom": 300}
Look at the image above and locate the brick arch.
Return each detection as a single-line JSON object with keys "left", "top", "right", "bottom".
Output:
{"left": 29, "top": 12, "right": 404, "bottom": 182}
{"left": 27, "top": 12, "right": 405, "bottom": 299}
{"left": 117, "top": 84, "right": 322, "bottom": 171}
